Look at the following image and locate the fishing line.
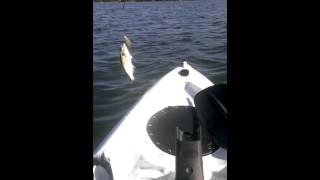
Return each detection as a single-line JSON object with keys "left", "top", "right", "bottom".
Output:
{"left": 122, "top": 0, "right": 126, "bottom": 9}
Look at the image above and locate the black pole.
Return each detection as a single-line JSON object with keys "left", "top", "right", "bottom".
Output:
{"left": 175, "top": 127, "right": 204, "bottom": 180}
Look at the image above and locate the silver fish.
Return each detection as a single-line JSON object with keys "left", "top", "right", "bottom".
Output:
{"left": 120, "top": 43, "right": 135, "bottom": 80}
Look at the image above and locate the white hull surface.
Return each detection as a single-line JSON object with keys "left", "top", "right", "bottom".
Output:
{"left": 94, "top": 62, "right": 227, "bottom": 180}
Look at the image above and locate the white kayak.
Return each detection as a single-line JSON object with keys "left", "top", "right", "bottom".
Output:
{"left": 93, "top": 61, "right": 227, "bottom": 180}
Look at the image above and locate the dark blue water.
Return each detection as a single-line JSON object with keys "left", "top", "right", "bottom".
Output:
{"left": 93, "top": 0, "right": 227, "bottom": 150}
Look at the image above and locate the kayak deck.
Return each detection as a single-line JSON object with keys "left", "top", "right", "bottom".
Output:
{"left": 94, "top": 62, "right": 227, "bottom": 180}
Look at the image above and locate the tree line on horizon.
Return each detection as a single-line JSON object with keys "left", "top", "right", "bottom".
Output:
{"left": 94, "top": 0, "right": 194, "bottom": 2}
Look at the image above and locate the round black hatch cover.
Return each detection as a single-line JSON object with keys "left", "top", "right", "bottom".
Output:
{"left": 179, "top": 69, "right": 189, "bottom": 76}
{"left": 146, "top": 106, "right": 217, "bottom": 156}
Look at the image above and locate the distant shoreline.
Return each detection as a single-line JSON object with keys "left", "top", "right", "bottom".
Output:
{"left": 94, "top": 0, "right": 194, "bottom": 2}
